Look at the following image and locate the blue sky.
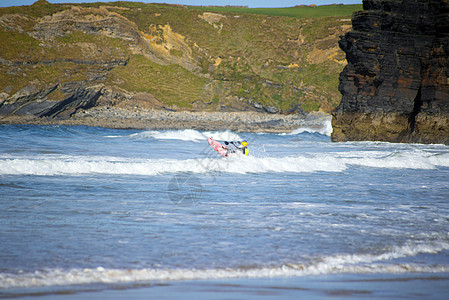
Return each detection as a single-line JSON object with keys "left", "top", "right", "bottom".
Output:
{"left": 1, "top": 0, "right": 362, "bottom": 8}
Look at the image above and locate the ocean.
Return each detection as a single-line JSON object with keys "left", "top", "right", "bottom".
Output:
{"left": 1, "top": 121, "right": 449, "bottom": 299}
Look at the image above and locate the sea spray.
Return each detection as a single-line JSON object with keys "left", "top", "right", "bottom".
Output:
{"left": 128, "top": 129, "right": 242, "bottom": 142}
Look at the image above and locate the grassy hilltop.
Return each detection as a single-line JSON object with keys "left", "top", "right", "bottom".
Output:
{"left": 0, "top": 0, "right": 361, "bottom": 116}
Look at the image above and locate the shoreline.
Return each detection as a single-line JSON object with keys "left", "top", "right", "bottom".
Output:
{"left": 6, "top": 273, "right": 449, "bottom": 299}
{"left": 0, "top": 108, "right": 331, "bottom": 133}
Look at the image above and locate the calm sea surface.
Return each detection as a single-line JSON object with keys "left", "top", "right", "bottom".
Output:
{"left": 1, "top": 122, "right": 449, "bottom": 299}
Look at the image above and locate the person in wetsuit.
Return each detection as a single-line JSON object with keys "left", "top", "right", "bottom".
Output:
{"left": 224, "top": 140, "right": 248, "bottom": 156}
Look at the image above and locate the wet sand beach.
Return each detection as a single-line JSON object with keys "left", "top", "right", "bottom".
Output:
{"left": 9, "top": 273, "right": 449, "bottom": 300}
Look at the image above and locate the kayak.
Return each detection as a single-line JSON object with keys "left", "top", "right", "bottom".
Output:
{"left": 208, "top": 138, "right": 235, "bottom": 157}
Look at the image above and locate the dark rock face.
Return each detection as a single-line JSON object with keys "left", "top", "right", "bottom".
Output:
{"left": 332, "top": 0, "right": 449, "bottom": 144}
{"left": 0, "top": 83, "right": 104, "bottom": 119}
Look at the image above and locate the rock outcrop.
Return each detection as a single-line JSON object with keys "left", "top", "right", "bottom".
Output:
{"left": 1, "top": 1, "right": 359, "bottom": 123}
{"left": 0, "top": 83, "right": 102, "bottom": 118}
{"left": 332, "top": 0, "right": 449, "bottom": 144}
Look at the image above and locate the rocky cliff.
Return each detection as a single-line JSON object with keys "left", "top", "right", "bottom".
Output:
{"left": 0, "top": 0, "right": 359, "bottom": 125}
{"left": 332, "top": 0, "right": 449, "bottom": 144}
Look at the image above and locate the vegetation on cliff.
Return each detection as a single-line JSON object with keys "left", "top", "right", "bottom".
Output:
{"left": 0, "top": 0, "right": 361, "bottom": 120}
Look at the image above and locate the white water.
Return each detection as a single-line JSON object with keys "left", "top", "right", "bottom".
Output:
{"left": 1, "top": 149, "right": 448, "bottom": 176}
{"left": 2, "top": 239, "right": 449, "bottom": 289}
{"left": 129, "top": 129, "right": 242, "bottom": 142}
{"left": 1, "top": 124, "right": 449, "bottom": 297}
{"left": 290, "top": 117, "right": 333, "bottom": 136}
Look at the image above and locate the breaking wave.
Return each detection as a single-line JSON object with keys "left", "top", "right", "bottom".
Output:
{"left": 0, "top": 155, "right": 342, "bottom": 176}
{"left": 1, "top": 149, "right": 449, "bottom": 176}
{"left": 2, "top": 240, "right": 448, "bottom": 289}
{"left": 290, "top": 118, "right": 333, "bottom": 136}
{"left": 128, "top": 129, "right": 242, "bottom": 142}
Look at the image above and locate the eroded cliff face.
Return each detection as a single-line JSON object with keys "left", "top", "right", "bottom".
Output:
{"left": 0, "top": 4, "right": 164, "bottom": 119}
{"left": 1, "top": 0, "right": 357, "bottom": 123}
{"left": 332, "top": 0, "right": 449, "bottom": 144}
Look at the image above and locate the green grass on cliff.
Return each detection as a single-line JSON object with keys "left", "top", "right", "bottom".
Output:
{"left": 0, "top": 29, "right": 41, "bottom": 61}
{"left": 0, "top": 62, "right": 90, "bottom": 96}
{"left": 0, "top": 1, "right": 360, "bottom": 113}
{"left": 0, "top": 0, "right": 65, "bottom": 24}
{"left": 105, "top": 2, "right": 357, "bottom": 113}
{"left": 190, "top": 4, "right": 362, "bottom": 19}
{"left": 108, "top": 55, "right": 207, "bottom": 108}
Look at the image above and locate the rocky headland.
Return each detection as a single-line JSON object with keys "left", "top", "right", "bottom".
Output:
{"left": 0, "top": 0, "right": 359, "bottom": 132}
{"left": 332, "top": 0, "right": 449, "bottom": 144}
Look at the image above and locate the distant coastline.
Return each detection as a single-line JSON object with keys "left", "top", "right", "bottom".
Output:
{"left": 0, "top": 1, "right": 358, "bottom": 128}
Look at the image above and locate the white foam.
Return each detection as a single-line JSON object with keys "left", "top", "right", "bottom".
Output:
{"left": 428, "top": 153, "right": 449, "bottom": 167}
{"left": 0, "top": 155, "right": 345, "bottom": 176}
{"left": 291, "top": 118, "right": 333, "bottom": 136}
{"left": 0, "top": 156, "right": 198, "bottom": 176}
{"left": 129, "top": 129, "right": 241, "bottom": 142}
{"left": 1, "top": 149, "right": 449, "bottom": 176}
{"left": 342, "top": 151, "right": 449, "bottom": 169}
{"left": 1, "top": 241, "right": 448, "bottom": 289}
{"left": 319, "top": 240, "right": 449, "bottom": 269}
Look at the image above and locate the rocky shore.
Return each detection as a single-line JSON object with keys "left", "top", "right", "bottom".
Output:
{"left": 331, "top": 0, "right": 449, "bottom": 145}
{"left": 0, "top": 107, "right": 330, "bottom": 133}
